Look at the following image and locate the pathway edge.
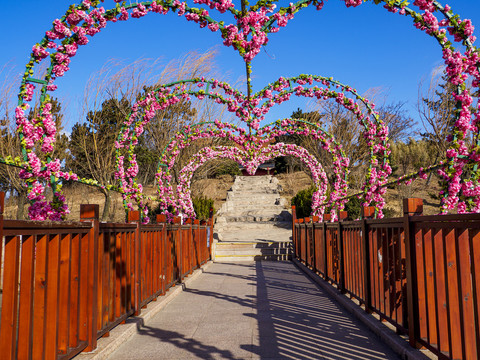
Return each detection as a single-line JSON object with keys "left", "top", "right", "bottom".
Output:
{"left": 292, "top": 258, "right": 431, "bottom": 360}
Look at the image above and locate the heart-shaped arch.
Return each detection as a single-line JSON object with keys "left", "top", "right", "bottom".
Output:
{"left": 116, "top": 75, "right": 383, "bottom": 218}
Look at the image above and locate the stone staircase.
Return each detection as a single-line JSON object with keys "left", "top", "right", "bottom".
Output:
{"left": 213, "top": 175, "right": 292, "bottom": 261}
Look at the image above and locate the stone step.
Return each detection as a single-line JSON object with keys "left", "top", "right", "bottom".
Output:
{"left": 227, "top": 192, "right": 280, "bottom": 200}
{"left": 215, "top": 249, "right": 291, "bottom": 256}
{"left": 220, "top": 207, "right": 287, "bottom": 214}
{"left": 217, "top": 214, "right": 291, "bottom": 222}
{"left": 214, "top": 254, "right": 292, "bottom": 262}
{"left": 214, "top": 227, "right": 292, "bottom": 242}
{"left": 213, "top": 241, "right": 292, "bottom": 262}
{"left": 215, "top": 242, "right": 292, "bottom": 249}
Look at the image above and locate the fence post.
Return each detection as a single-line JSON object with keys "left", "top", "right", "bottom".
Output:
{"left": 403, "top": 198, "right": 423, "bottom": 348}
{"left": 291, "top": 206, "right": 297, "bottom": 258}
{"left": 305, "top": 217, "right": 311, "bottom": 267}
{"left": 207, "top": 218, "right": 213, "bottom": 261}
{"left": 361, "top": 211, "right": 371, "bottom": 313}
{"left": 80, "top": 204, "right": 99, "bottom": 352}
{"left": 156, "top": 214, "right": 167, "bottom": 296}
{"left": 128, "top": 210, "right": 141, "bottom": 315}
{"left": 312, "top": 216, "right": 319, "bottom": 271}
{"left": 323, "top": 219, "right": 328, "bottom": 279}
{"left": 173, "top": 216, "right": 182, "bottom": 283}
{"left": 362, "top": 206, "right": 375, "bottom": 219}
{"left": 361, "top": 206, "right": 375, "bottom": 313}
{"left": 0, "top": 191, "right": 17, "bottom": 360}
{"left": 337, "top": 214, "right": 346, "bottom": 293}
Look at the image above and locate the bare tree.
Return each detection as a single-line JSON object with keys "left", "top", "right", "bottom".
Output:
{"left": 69, "top": 49, "right": 231, "bottom": 220}
{"left": 417, "top": 66, "right": 457, "bottom": 157}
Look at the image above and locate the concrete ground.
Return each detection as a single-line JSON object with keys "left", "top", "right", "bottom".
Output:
{"left": 106, "top": 262, "right": 403, "bottom": 360}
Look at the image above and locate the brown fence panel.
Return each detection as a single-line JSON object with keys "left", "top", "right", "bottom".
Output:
{"left": 325, "top": 223, "right": 340, "bottom": 285}
{"left": 0, "top": 220, "right": 94, "bottom": 360}
{"left": 366, "top": 218, "right": 407, "bottom": 333}
{"left": 411, "top": 214, "right": 480, "bottom": 359}
{"left": 137, "top": 224, "right": 166, "bottom": 309}
{"left": 342, "top": 223, "right": 365, "bottom": 302}
{"left": 293, "top": 204, "right": 480, "bottom": 360}
{"left": 96, "top": 223, "right": 136, "bottom": 338}
{"left": 0, "top": 196, "right": 210, "bottom": 360}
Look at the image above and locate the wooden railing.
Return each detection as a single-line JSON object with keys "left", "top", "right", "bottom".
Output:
{"left": 0, "top": 198, "right": 212, "bottom": 360}
{"left": 292, "top": 199, "right": 480, "bottom": 360}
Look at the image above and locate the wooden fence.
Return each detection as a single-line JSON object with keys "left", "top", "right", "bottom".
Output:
{"left": 292, "top": 199, "right": 480, "bottom": 360}
{"left": 0, "top": 198, "right": 212, "bottom": 360}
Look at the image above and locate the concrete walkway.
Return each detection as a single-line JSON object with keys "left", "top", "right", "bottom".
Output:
{"left": 107, "top": 262, "right": 402, "bottom": 360}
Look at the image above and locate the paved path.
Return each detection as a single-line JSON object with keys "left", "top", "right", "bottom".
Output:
{"left": 108, "top": 262, "right": 401, "bottom": 360}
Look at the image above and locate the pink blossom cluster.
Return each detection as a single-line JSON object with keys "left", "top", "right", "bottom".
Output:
{"left": 114, "top": 75, "right": 391, "bottom": 219}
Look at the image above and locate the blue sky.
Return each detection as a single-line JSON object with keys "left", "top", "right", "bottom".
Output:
{"left": 1, "top": 0, "right": 480, "bottom": 132}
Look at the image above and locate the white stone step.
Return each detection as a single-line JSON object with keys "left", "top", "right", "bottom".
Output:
{"left": 213, "top": 241, "right": 292, "bottom": 262}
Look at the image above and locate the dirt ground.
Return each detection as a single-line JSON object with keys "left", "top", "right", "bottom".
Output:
{"left": 4, "top": 171, "right": 442, "bottom": 221}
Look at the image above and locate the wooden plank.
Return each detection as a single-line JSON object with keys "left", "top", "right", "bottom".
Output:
{"left": 399, "top": 227, "right": 406, "bottom": 328}
{"left": 375, "top": 228, "right": 382, "bottom": 313}
{"left": 17, "top": 235, "right": 36, "bottom": 360}
{"left": 108, "top": 230, "right": 115, "bottom": 323}
{"left": 115, "top": 231, "right": 122, "bottom": 319}
{"left": 445, "top": 228, "right": 462, "bottom": 359}
{"left": 78, "top": 232, "right": 90, "bottom": 343}
{"left": 57, "top": 234, "right": 72, "bottom": 356}
{"left": 86, "top": 219, "right": 99, "bottom": 351}
{"left": 392, "top": 227, "right": 402, "bottom": 327}
{"left": 0, "top": 236, "right": 21, "bottom": 360}
{"left": 32, "top": 234, "right": 48, "bottom": 360}
{"left": 102, "top": 231, "right": 110, "bottom": 327}
{"left": 153, "top": 229, "right": 160, "bottom": 295}
{"left": 127, "top": 231, "right": 134, "bottom": 312}
{"left": 121, "top": 231, "right": 127, "bottom": 315}
{"left": 370, "top": 227, "right": 378, "bottom": 311}
{"left": 382, "top": 228, "right": 389, "bottom": 319}
{"left": 433, "top": 228, "right": 449, "bottom": 355}
{"left": 457, "top": 228, "right": 477, "bottom": 359}
{"left": 415, "top": 228, "right": 428, "bottom": 342}
{"left": 69, "top": 233, "right": 81, "bottom": 349}
{"left": 423, "top": 228, "right": 438, "bottom": 347}
{"left": 356, "top": 228, "right": 363, "bottom": 300}
{"left": 471, "top": 229, "right": 480, "bottom": 360}
{"left": 45, "top": 234, "right": 61, "bottom": 359}
{"left": 147, "top": 230, "right": 153, "bottom": 296}
{"left": 96, "top": 232, "right": 104, "bottom": 332}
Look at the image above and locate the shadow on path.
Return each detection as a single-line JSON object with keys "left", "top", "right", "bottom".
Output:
{"left": 247, "top": 261, "right": 400, "bottom": 360}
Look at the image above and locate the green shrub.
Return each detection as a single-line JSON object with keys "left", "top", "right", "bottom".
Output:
{"left": 291, "top": 186, "right": 315, "bottom": 218}
{"left": 193, "top": 196, "right": 215, "bottom": 221}
{"left": 211, "top": 161, "right": 241, "bottom": 178}
{"left": 382, "top": 207, "right": 396, "bottom": 218}
{"left": 344, "top": 197, "right": 362, "bottom": 220}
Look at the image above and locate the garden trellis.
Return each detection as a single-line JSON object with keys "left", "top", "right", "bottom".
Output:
{"left": 6, "top": 0, "right": 480, "bottom": 221}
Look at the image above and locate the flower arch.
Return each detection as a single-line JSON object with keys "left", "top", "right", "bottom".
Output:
{"left": 176, "top": 143, "right": 329, "bottom": 220}
{"left": 7, "top": 0, "right": 480, "bottom": 220}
